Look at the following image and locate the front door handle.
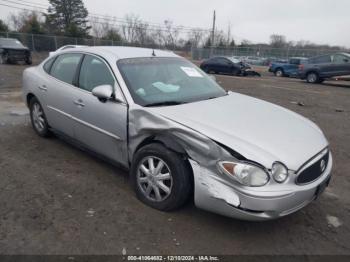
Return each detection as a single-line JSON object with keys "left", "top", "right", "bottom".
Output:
{"left": 73, "top": 99, "right": 85, "bottom": 107}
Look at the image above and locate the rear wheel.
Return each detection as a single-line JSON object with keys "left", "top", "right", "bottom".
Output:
{"left": 306, "top": 72, "right": 319, "bottom": 84}
{"left": 275, "top": 68, "right": 284, "bottom": 77}
{"left": 131, "top": 143, "right": 192, "bottom": 211}
{"left": 29, "top": 97, "right": 51, "bottom": 137}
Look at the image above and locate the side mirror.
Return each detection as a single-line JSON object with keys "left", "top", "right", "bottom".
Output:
{"left": 92, "top": 85, "right": 113, "bottom": 101}
{"left": 344, "top": 59, "right": 349, "bottom": 63}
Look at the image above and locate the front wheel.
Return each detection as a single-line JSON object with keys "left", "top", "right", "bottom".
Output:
{"left": 0, "top": 53, "right": 8, "bottom": 64}
{"left": 130, "top": 143, "right": 192, "bottom": 211}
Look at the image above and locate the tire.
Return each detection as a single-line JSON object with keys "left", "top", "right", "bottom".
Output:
{"left": 203, "top": 66, "right": 210, "bottom": 74}
{"left": 25, "top": 55, "right": 32, "bottom": 65}
{"left": 306, "top": 72, "right": 319, "bottom": 84}
{"left": 232, "top": 69, "right": 241, "bottom": 76}
{"left": 0, "top": 53, "right": 8, "bottom": 65}
{"left": 130, "top": 143, "right": 192, "bottom": 211}
{"left": 275, "top": 68, "right": 284, "bottom": 77}
{"left": 29, "top": 97, "right": 51, "bottom": 137}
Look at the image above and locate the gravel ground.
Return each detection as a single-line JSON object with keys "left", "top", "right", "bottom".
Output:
{"left": 0, "top": 59, "right": 350, "bottom": 256}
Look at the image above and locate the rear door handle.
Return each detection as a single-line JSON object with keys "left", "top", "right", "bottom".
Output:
{"left": 38, "top": 85, "right": 48, "bottom": 91}
{"left": 74, "top": 99, "right": 85, "bottom": 107}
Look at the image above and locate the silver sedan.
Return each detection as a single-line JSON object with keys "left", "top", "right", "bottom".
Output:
{"left": 22, "top": 47, "right": 332, "bottom": 221}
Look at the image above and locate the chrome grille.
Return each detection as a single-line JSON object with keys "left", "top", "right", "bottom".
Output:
{"left": 296, "top": 150, "right": 329, "bottom": 185}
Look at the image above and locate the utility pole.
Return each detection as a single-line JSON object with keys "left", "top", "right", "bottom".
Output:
{"left": 210, "top": 10, "right": 216, "bottom": 57}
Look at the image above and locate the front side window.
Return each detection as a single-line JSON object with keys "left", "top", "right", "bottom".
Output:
{"left": 79, "top": 55, "right": 115, "bottom": 92}
{"left": 50, "top": 53, "right": 83, "bottom": 85}
{"left": 332, "top": 54, "right": 349, "bottom": 63}
{"left": 118, "top": 57, "right": 227, "bottom": 106}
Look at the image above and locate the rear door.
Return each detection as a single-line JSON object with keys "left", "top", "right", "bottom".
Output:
{"left": 70, "top": 54, "right": 129, "bottom": 166}
{"left": 45, "top": 53, "right": 83, "bottom": 137}
{"left": 312, "top": 55, "right": 332, "bottom": 77}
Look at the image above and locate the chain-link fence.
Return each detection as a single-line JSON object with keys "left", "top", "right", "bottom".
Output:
{"left": 1, "top": 31, "right": 348, "bottom": 64}
{"left": 191, "top": 46, "right": 349, "bottom": 63}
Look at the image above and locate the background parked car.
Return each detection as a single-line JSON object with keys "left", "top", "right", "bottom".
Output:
{"left": 269, "top": 57, "right": 307, "bottom": 77}
{"left": 243, "top": 56, "right": 266, "bottom": 66}
{"left": 0, "top": 38, "right": 32, "bottom": 65}
{"left": 299, "top": 53, "right": 350, "bottom": 83}
{"left": 200, "top": 56, "right": 258, "bottom": 76}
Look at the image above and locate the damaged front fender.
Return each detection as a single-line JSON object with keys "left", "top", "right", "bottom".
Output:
{"left": 128, "top": 106, "right": 234, "bottom": 167}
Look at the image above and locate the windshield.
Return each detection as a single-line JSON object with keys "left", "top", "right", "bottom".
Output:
{"left": 117, "top": 57, "right": 227, "bottom": 106}
{"left": 0, "top": 38, "right": 25, "bottom": 48}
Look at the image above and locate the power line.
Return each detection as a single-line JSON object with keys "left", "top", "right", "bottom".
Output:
{"left": 0, "top": 0, "right": 211, "bottom": 32}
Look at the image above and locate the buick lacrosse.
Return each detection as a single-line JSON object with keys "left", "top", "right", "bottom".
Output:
{"left": 22, "top": 47, "right": 332, "bottom": 220}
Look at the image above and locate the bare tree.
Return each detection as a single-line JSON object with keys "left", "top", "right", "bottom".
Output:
{"left": 162, "top": 20, "right": 180, "bottom": 49}
{"left": 270, "top": 34, "right": 287, "bottom": 48}
{"left": 187, "top": 29, "right": 204, "bottom": 48}
{"left": 121, "top": 14, "right": 143, "bottom": 43}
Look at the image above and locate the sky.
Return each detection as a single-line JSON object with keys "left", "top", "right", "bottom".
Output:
{"left": 0, "top": 0, "right": 349, "bottom": 47}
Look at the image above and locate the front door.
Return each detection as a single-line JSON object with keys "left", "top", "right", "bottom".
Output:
{"left": 70, "top": 54, "right": 128, "bottom": 166}
{"left": 331, "top": 54, "right": 350, "bottom": 76}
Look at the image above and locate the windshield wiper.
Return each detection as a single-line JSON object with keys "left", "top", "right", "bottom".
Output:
{"left": 144, "top": 101, "right": 185, "bottom": 107}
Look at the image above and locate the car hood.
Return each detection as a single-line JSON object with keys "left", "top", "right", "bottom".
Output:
{"left": 1, "top": 46, "right": 29, "bottom": 51}
{"left": 150, "top": 93, "right": 328, "bottom": 170}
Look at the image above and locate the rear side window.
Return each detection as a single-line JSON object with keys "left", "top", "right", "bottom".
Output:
{"left": 310, "top": 55, "right": 331, "bottom": 64}
{"left": 78, "top": 55, "right": 115, "bottom": 92}
{"left": 289, "top": 59, "right": 300, "bottom": 65}
{"left": 50, "top": 53, "right": 83, "bottom": 85}
{"left": 43, "top": 57, "right": 56, "bottom": 73}
{"left": 217, "top": 58, "right": 230, "bottom": 65}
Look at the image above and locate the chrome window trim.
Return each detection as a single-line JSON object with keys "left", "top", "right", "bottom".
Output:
{"left": 42, "top": 51, "right": 128, "bottom": 105}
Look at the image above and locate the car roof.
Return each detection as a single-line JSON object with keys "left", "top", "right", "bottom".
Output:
{"left": 66, "top": 46, "right": 178, "bottom": 60}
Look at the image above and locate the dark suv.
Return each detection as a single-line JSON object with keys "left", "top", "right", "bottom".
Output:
{"left": 0, "top": 38, "right": 32, "bottom": 65}
{"left": 299, "top": 53, "right": 350, "bottom": 83}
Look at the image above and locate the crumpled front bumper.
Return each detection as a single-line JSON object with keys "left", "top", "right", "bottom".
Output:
{"left": 190, "top": 153, "right": 333, "bottom": 221}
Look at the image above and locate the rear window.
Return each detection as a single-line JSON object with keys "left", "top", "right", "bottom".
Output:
{"left": 289, "top": 59, "right": 301, "bottom": 65}
{"left": 50, "top": 53, "right": 83, "bottom": 85}
{"left": 43, "top": 57, "right": 56, "bottom": 73}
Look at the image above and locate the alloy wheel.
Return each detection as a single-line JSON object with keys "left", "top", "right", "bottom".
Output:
{"left": 307, "top": 73, "right": 317, "bottom": 83}
{"left": 32, "top": 102, "right": 45, "bottom": 132}
{"left": 137, "top": 156, "right": 173, "bottom": 202}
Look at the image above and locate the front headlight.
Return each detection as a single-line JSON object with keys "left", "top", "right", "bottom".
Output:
{"left": 218, "top": 161, "right": 269, "bottom": 187}
{"left": 272, "top": 162, "right": 288, "bottom": 183}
